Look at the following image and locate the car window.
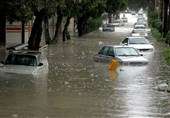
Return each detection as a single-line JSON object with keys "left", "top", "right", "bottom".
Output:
{"left": 129, "top": 38, "right": 149, "bottom": 44}
{"left": 122, "top": 38, "right": 128, "bottom": 44}
{"left": 5, "top": 54, "right": 38, "bottom": 66}
{"left": 5, "top": 54, "right": 15, "bottom": 65}
{"left": 99, "top": 46, "right": 109, "bottom": 55}
{"left": 115, "top": 47, "right": 139, "bottom": 56}
{"left": 108, "top": 47, "right": 115, "bottom": 57}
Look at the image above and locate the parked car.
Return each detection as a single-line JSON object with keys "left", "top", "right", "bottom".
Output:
{"left": 94, "top": 45, "right": 148, "bottom": 65}
{"left": 121, "top": 37, "right": 154, "bottom": 52}
{"left": 0, "top": 51, "right": 48, "bottom": 75}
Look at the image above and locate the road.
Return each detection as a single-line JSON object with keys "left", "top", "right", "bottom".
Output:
{"left": 0, "top": 14, "right": 170, "bottom": 118}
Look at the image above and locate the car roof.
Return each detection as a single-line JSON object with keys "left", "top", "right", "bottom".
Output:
{"left": 135, "top": 24, "right": 145, "bottom": 27}
{"left": 127, "top": 36, "right": 146, "bottom": 39}
{"left": 9, "top": 51, "right": 41, "bottom": 57}
{"left": 102, "top": 45, "right": 136, "bottom": 48}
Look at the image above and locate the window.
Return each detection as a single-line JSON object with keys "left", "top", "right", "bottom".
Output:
{"left": 108, "top": 47, "right": 115, "bottom": 57}
{"left": 122, "top": 38, "right": 128, "bottom": 44}
{"left": 5, "top": 54, "right": 38, "bottom": 66}
{"left": 115, "top": 47, "right": 139, "bottom": 56}
{"left": 99, "top": 46, "right": 109, "bottom": 55}
{"left": 129, "top": 38, "right": 149, "bottom": 44}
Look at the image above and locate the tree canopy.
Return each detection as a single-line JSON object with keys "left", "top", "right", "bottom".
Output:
{"left": 128, "top": 0, "right": 149, "bottom": 11}
{"left": 0, "top": 0, "right": 128, "bottom": 49}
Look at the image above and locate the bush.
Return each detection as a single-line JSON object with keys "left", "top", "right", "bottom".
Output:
{"left": 151, "top": 28, "right": 161, "bottom": 40}
{"left": 165, "top": 31, "right": 170, "bottom": 44}
{"left": 163, "top": 48, "right": 170, "bottom": 65}
{"left": 87, "top": 17, "right": 102, "bottom": 33}
{"left": 148, "top": 10, "right": 161, "bottom": 31}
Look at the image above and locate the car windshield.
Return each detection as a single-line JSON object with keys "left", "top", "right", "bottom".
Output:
{"left": 5, "top": 54, "right": 38, "bottom": 66}
{"left": 129, "top": 38, "right": 149, "bottom": 44}
{"left": 115, "top": 47, "right": 139, "bottom": 56}
{"left": 107, "top": 24, "right": 114, "bottom": 27}
{"left": 133, "top": 29, "right": 145, "bottom": 33}
{"left": 134, "top": 26, "right": 145, "bottom": 29}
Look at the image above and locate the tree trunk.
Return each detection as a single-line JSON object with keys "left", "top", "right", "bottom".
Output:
{"left": 163, "top": 0, "right": 169, "bottom": 37}
{"left": 44, "top": 15, "right": 51, "bottom": 44}
{"left": 63, "top": 17, "right": 71, "bottom": 42}
{"left": 108, "top": 13, "right": 112, "bottom": 23}
{"left": 53, "top": 14, "right": 63, "bottom": 41}
{"left": 0, "top": 14, "right": 6, "bottom": 47}
{"left": 28, "top": 9, "right": 46, "bottom": 50}
{"left": 21, "top": 20, "right": 25, "bottom": 44}
{"left": 77, "top": 16, "right": 88, "bottom": 37}
{"left": 160, "top": 0, "right": 164, "bottom": 34}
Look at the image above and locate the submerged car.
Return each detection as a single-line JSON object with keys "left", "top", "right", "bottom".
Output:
{"left": 121, "top": 37, "right": 154, "bottom": 52}
{"left": 132, "top": 28, "right": 148, "bottom": 38}
{"left": 102, "top": 23, "right": 115, "bottom": 32}
{"left": 94, "top": 45, "right": 148, "bottom": 65}
{"left": 0, "top": 51, "right": 48, "bottom": 75}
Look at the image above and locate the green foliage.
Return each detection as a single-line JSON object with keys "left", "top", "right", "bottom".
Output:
{"left": 151, "top": 28, "right": 161, "bottom": 40}
{"left": 128, "top": 0, "right": 148, "bottom": 11}
{"left": 148, "top": 10, "right": 161, "bottom": 30}
{"left": 165, "top": 31, "right": 170, "bottom": 44}
{"left": 163, "top": 48, "right": 170, "bottom": 65}
{"left": 106, "top": 0, "right": 127, "bottom": 14}
{"left": 7, "top": 0, "right": 33, "bottom": 22}
{"left": 87, "top": 17, "right": 102, "bottom": 32}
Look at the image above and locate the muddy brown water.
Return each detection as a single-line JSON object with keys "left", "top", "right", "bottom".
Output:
{"left": 0, "top": 28, "right": 170, "bottom": 118}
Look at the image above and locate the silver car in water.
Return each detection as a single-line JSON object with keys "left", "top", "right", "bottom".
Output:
{"left": 0, "top": 51, "right": 48, "bottom": 75}
{"left": 94, "top": 45, "right": 148, "bottom": 65}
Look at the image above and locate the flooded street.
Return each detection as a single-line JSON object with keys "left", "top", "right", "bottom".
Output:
{"left": 0, "top": 14, "right": 170, "bottom": 118}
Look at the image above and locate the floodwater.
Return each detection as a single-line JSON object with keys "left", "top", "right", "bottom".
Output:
{"left": 0, "top": 14, "right": 170, "bottom": 118}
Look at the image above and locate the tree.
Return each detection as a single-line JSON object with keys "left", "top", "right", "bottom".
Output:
{"left": 106, "top": 0, "right": 127, "bottom": 23}
{"left": 27, "top": 0, "right": 57, "bottom": 50}
{"left": 128, "top": 0, "right": 149, "bottom": 11}
{"left": 7, "top": 0, "right": 33, "bottom": 44}
{"left": 0, "top": 1, "right": 10, "bottom": 46}
{"left": 76, "top": 0, "right": 106, "bottom": 36}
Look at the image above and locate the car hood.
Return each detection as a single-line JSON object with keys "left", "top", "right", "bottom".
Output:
{"left": 128, "top": 44, "right": 154, "bottom": 50}
{"left": 116, "top": 56, "right": 148, "bottom": 65}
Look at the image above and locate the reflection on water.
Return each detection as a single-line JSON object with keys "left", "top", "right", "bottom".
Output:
{"left": 0, "top": 27, "right": 170, "bottom": 117}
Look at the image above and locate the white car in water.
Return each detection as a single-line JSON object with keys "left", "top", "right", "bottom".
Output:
{"left": 0, "top": 51, "right": 48, "bottom": 75}
{"left": 94, "top": 45, "right": 148, "bottom": 65}
{"left": 102, "top": 23, "right": 115, "bottom": 32}
{"left": 132, "top": 27, "right": 148, "bottom": 38}
{"left": 121, "top": 37, "right": 154, "bottom": 52}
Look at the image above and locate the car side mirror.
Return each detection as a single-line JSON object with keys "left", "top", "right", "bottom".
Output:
{"left": 38, "top": 63, "right": 43, "bottom": 66}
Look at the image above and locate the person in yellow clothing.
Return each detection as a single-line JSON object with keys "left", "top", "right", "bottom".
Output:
{"left": 108, "top": 59, "right": 119, "bottom": 80}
